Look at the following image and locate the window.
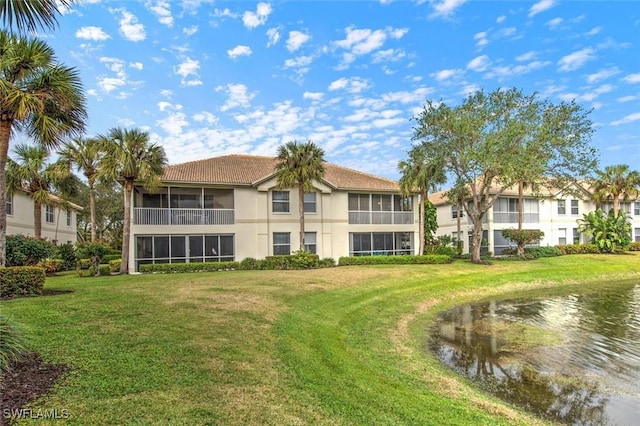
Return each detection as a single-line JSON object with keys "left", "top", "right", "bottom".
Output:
{"left": 557, "top": 200, "right": 566, "bottom": 215}
{"left": 634, "top": 202, "right": 640, "bottom": 216}
{"left": 558, "top": 228, "right": 567, "bottom": 245}
{"left": 304, "top": 192, "right": 317, "bottom": 213}
{"left": 349, "top": 232, "right": 413, "bottom": 256}
{"left": 273, "top": 232, "right": 291, "bottom": 255}
{"left": 493, "top": 230, "right": 514, "bottom": 255}
{"left": 493, "top": 197, "right": 539, "bottom": 223}
{"left": 272, "top": 191, "right": 290, "bottom": 213}
{"left": 135, "top": 234, "right": 235, "bottom": 271}
{"left": 204, "top": 189, "right": 234, "bottom": 209}
{"left": 304, "top": 232, "right": 317, "bottom": 254}
{"left": 451, "top": 205, "right": 464, "bottom": 219}
{"left": 141, "top": 189, "right": 168, "bottom": 208}
{"left": 5, "top": 194, "right": 12, "bottom": 216}
{"left": 170, "top": 187, "right": 202, "bottom": 209}
{"left": 570, "top": 199, "right": 579, "bottom": 215}
{"left": 66, "top": 210, "right": 72, "bottom": 227}
{"left": 45, "top": 205, "right": 55, "bottom": 223}
{"left": 635, "top": 228, "right": 640, "bottom": 242}
{"left": 348, "top": 193, "right": 370, "bottom": 211}
{"left": 572, "top": 228, "right": 580, "bottom": 244}
{"left": 348, "top": 193, "right": 413, "bottom": 224}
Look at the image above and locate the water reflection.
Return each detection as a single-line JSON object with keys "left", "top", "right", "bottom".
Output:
{"left": 429, "top": 281, "right": 640, "bottom": 425}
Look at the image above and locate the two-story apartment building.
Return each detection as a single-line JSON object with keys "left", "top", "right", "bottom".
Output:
{"left": 429, "top": 184, "right": 640, "bottom": 255}
{"left": 6, "top": 188, "right": 82, "bottom": 244}
{"left": 129, "top": 155, "right": 419, "bottom": 272}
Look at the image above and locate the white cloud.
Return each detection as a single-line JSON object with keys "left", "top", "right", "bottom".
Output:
{"left": 516, "top": 51, "right": 536, "bottom": 62}
{"left": 586, "top": 67, "right": 619, "bottom": 83}
{"left": 160, "top": 89, "right": 173, "bottom": 98}
{"left": 529, "top": 0, "right": 556, "bottom": 17}
{"left": 327, "top": 77, "right": 371, "bottom": 93}
{"left": 303, "top": 92, "right": 324, "bottom": 101}
{"left": 118, "top": 10, "right": 146, "bottom": 42}
{"left": 157, "top": 111, "right": 188, "bottom": 135}
{"left": 611, "top": 112, "right": 640, "bottom": 126}
{"left": 76, "top": 26, "right": 110, "bottom": 41}
{"left": 129, "top": 62, "right": 143, "bottom": 70}
{"left": 243, "top": 2, "right": 272, "bottom": 29}
{"left": 431, "top": 68, "right": 463, "bottom": 82}
{"left": 97, "top": 77, "right": 125, "bottom": 94}
{"left": 623, "top": 73, "right": 640, "bottom": 83}
{"left": 372, "top": 48, "right": 406, "bottom": 63}
{"left": 193, "top": 111, "right": 218, "bottom": 124}
{"left": 227, "top": 45, "right": 253, "bottom": 59}
{"left": 284, "top": 56, "right": 313, "bottom": 68}
{"left": 266, "top": 27, "right": 280, "bottom": 47}
{"left": 474, "top": 31, "right": 489, "bottom": 47}
{"left": 174, "top": 57, "right": 202, "bottom": 86}
{"left": 381, "top": 87, "right": 432, "bottom": 104}
{"left": 558, "top": 48, "right": 596, "bottom": 72}
{"left": 496, "top": 15, "right": 506, "bottom": 23}
{"left": 545, "top": 17, "right": 563, "bottom": 29}
{"left": 558, "top": 84, "right": 614, "bottom": 102}
{"left": 429, "top": 0, "right": 467, "bottom": 19}
{"left": 216, "top": 83, "right": 256, "bottom": 111}
{"left": 585, "top": 27, "right": 601, "bottom": 36}
{"left": 286, "top": 31, "right": 310, "bottom": 52}
{"left": 183, "top": 25, "right": 198, "bottom": 36}
{"left": 147, "top": 0, "right": 173, "bottom": 27}
{"left": 617, "top": 95, "right": 638, "bottom": 103}
{"left": 333, "top": 26, "right": 408, "bottom": 69}
{"left": 467, "top": 55, "right": 490, "bottom": 72}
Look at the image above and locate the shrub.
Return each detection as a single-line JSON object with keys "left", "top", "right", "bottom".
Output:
{"left": 0, "top": 267, "right": 46, "bottom": 298}
{"left": 578, "top": 209, "right": 632, "bottom": 253}
{"left": 318, "top": 258, "right": 336, "bottom": 268}
{"left": 38, "top": 258, "right": 64, "bottom": 275}
{"left": 263, "top": 251, "right": 322, "bottom": 270}
{"left": 239, "top": 257, "right": 263, "bottom": 270}
{"left": 77, "top": 243, "right": 110, "bottom": 276}
{"left": 0, "top": 314, "right": 29, "bottom": 371}
{"left": 525, "top": 246, "right": 562, "bottom": 258}
{"left": 78, "top": 258, "right": 91, "bottom": 270}
{"left": 6, "top": 235, "right": 55, "bottom": 267}
{"left": 140, "top": 261, "right": 240, "bottom": 274}
{"left": 556, "top": 243, "right": 600, "bottom": 255}
{"left": 629, "top": 242, "right": 640, "bottom": 251}
{"left": 86, "top": 265, "right": 112, "bottom": 277}
{"left": 103, "top": 254, "right": 122, "bottom": 263}
{"left": 56, "top": 242, "right": 77, "bottom": 270}
{"left": 338, "top": 255, "right": 452, "bottom": 266}
{"left": 109, "top": 260, "right": 121, "bottom": 273}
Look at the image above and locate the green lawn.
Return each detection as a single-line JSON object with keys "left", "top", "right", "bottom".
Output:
{"left": 2, "top": 254, "right": 639, "bottom": 425}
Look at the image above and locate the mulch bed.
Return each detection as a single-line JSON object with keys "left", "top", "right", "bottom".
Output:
{"left": 0, "top": 289, "right": 72, "bottom": 301}
{"left": 0, "top": 354, "right": 68, "bottom": 426}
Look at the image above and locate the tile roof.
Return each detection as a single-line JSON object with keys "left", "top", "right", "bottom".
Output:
{"left": 162, "top": 154, "right": 400, "bottom": 191}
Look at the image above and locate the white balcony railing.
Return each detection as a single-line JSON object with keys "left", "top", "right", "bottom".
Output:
{"left": 134, "top": 208, "right": 234, "bottom": 225}
{"left": 348, "top": 211, "right": 413, "bottom": 225}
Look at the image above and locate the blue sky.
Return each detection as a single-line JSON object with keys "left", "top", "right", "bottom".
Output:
{"left": 35, "top": 0, "right": 640, "bottom": 180}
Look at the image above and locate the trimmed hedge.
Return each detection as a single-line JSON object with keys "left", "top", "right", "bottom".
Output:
{"left": 103, "top": 254, "right": 122, "bottom": 263}
{"left": 6, "top": 235, "right": 55, "bottom": 267}
{"left": 109, "top": 259, "right": 121, "bottom": 273}
{"left": 0, "top": 267, "right": 46, "bottom": 298}
{"left": 501, "top": 246, "right": 562, "bottom": 259}
{"left": 629, "top": 242, "right": 640, "bottom": 251}
{"left": 555, "top": 243, "right": 600, "bottom": 255}
{"left": 338, "top": 255, "right": 452, "bottom": 266}
{"left": 140, "top": 261, "right": 240, "bottom": 274}
{"left": 87, "top": 265, "right": 111, "bottom": 277}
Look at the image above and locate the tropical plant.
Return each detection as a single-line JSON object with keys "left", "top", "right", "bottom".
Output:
{"left": 76, "top": 241, "right": 109, "bottom": 276}
{"left": 398, "top": 145, "right": 446, "bottom": 255}
{"left": 274, "top": 140, "right": 325, "bottom": 251}
{"left": 59, "top": 137, "right": 102, "bottom": 242}
{"left": 0, "top": 0, "right": 72, "bottom": 33}
{"left": 5, "top": 234, "right": 55, "bottom": 266}
{"left": 98, "top": 128, "right": 167, "bottom": 273}
{"left": 577, "top": 209, "right": 631, "bottom": 253}
{"left": 591, "top": 164, "right": 640, "bottom": 216}
{"left": 501, "top": 229, "right": 545, "bottom": 257}
{"left": 0, "top": 30, "right": 86, "bottom": 266}
{"left": 6, "top": 144, "right": 77, "bottom": 239}
{"left": 412, "top": 88, "right": 595, "bottom": 263}
{"left": 0, "top": 313, "right": 29, "bottom": 370}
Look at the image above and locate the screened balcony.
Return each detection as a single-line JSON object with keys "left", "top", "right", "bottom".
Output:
{"left": 134, "top": 187, "right": 235, "bottom": 226}
{"left": 348, "top": 193, "right": 413, "bottom": 225}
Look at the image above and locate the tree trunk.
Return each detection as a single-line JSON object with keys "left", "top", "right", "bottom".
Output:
{"left": 0, "top": 120, "right": 12, "bottom": 267}
{"left": 456, "top": 203, "right": 462, "bottom": 255}
{"left": 419, "top": 191, "right": 426, "bottom": 255}
{"left": 34, "top": 202, "right": 42, "bottom": 239}
{"left": 89, "top": 177, "right": 97, "bottom": 242}
{"left": 470, "top": 216, "right": 484, "bottom": 264}
{"left": 613, "top": 194, "right": 620, "bottom": 216}
{"left": 298, "top": 185, "right": 305, "bottom": 251}
{"left": 517, "top": 181, "right": 525, "bottom": 256}
{"left": 120, "top": 180, "right": 132, "bottom": 274}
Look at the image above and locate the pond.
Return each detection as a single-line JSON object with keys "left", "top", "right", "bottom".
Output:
{"left": 429, "top": 280, "right": 640, "bottom": 425}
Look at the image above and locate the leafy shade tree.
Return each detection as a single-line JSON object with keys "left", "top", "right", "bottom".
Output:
{"left": 0, "top": 31, "right": 86, "bottom": 266}
{"left": 274, "top": 140, "right": 325, "bottom": 252}
{"left": 398, "top": 145, "right": 446, "bottom": 255}
{"left": 0, "top": 0, "right": 72, "bottom": 33}
{"left": 578, "top": 209, "right": 631, "bottom": 253}
{"left": 59, "top": 137, "right": 102, "bottom": 242}
{"left": 6, "top": 144, "right": 76, "bottom": 239}
{"left": 592, "top": 164, "right": 640, "bottom": 216}
{"left": 98, "top": 128, "right": 167, "bottom": 273}
{"left": 502, "top": 229, "right": 545, "bottom": 257}
{"left": 413, "top": 88, "right": 596, "bottom": 263}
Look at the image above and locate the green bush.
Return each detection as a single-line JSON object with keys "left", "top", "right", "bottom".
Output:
{"left": 6, "top": 235, "right": 55, "bottom": 267}
{"left": 0, "top": 314, "right": 29, "bottom": 370}
{"left": 38, "top": 258, "right": 64, "bottom": 275}
{"left": 318, "top": 258, "right": 336, "bottom": 268}
{"left": 77, "top": 243, "right": 110, "bottom": 276}
{"left": 525, "top": 246, "right": 562, "bottom": 258}
{"left": 239, "top": 257, "right": 263, "bottom": 270}
{"left": 103, "top": 254, "right": 122, "bottom": 263}
{"left": 555, "top": 243, "right": 600, "bottom": 255}
{"left": 86, "top": 264, "right": 112, "bottom": 277}
{"left": 0, "top": 267, "right": 46, "bottom": 298}
{"left": 629, "top": 242, "right": 640, "bottom": 251}
{"left": 140, "top": 261, "right": 240, "bottom": 274}
{"left": 78, "top": 258, "right": 92, "bottom": 269}
{"left": 109, "top": 259, "right": 121, "bottom": 273}
{"left": 56, "top": 242, "right": 77, "bottom": 270}
{"left": 263, "top": 251, "right": 322, "bottom": 270}
{"left": 338, "top": 255, "right": 452, "bottom": 266}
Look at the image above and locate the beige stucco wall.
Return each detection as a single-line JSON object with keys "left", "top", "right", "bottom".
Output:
{"left": 6, "top": 191, "right": 79, "bottom": 244}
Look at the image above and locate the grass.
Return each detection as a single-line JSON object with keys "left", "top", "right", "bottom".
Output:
{"left": 1, "top": 253, "right": 639, "bottom": 425}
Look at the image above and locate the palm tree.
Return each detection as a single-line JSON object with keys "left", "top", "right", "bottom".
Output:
{"left": 98, "top": 128, "right": 167, "bottom": 274}
{"left": 59, "top": 137, "right": 102, "bottom": 242}
{"left": 592, "top": 164, "right": 640, "bottom": 216}
{"left": 6, "top": 144, "right": 75, "bottom": 239}
{"left": 0, "top": 31, "right": 86, "bottom": 266}
{"left": 274, "top": 140, "right": 325, "bottom": 252}
{"left": 398, "top": 145, "right": 446, "bottom": 255}
{"left": 1, "top": 0, "right": 73, "bottom": 33}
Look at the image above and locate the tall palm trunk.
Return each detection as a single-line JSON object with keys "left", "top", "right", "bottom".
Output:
{"left": 613, "top": 196, "right": 620, "bottom": 217}
{"left": 89, "top": 177, "right": 97, "bottom": 242}
{"left": 0, "top": 120, "right": 10, "bottom": 266}
{"left": 298, "top": 185, "right": 305, "bottom": 251}
{"left": 34, "top": 201, "right": 42, "bottom": 238}
{"left": 120, "top": 179, "right": 133, "bottom": 273}
{"left": 419, "top": 191, "right": 426, "bottom": 255}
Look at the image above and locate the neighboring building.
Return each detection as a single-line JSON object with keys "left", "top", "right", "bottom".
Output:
{"left": 6, "top": 188, "right": 83, "bottom": 244}
{"left": 429, "top": 183, "right": 640, "bottom": 255}
{"left": 129, "top": 155, "right": 419, "bottom": 272}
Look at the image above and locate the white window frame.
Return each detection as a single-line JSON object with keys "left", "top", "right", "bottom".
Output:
{"left": 558, "top": 228, "right": 567, "bottom": 245}
{"left": 570, "top": 199, "right": 579, "bottom": 215}
{"left": 45, "top": 205, "right": 55, "bottom": 223}
{"left": 304, "top": 192, "right": 317, "bottom": 214}
{"left": 557, "top": 199, "right": 566, "bottom": 215}
{"left": 304, "top": 231, "right": 316, "bottom": 254}
{"left": 273, "top": 232, "right": 291, "bottom": 255}
{"left": 66, "top": 210, "right": 72, "bottom": 227}
{"left": 272, "top": 191, "right": 290, "bottom": 213}
{"left": 572, "top": 228, "right": 580, "bottom": 244}
{"left": 451, "top": 205, "right": 464, "bottom": 219}
{"left": 634, "top": 202, "right": 640, "bottom": 216}
{"left": 5, "top": 194, "right": 12, "bottom": 216}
